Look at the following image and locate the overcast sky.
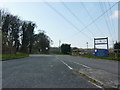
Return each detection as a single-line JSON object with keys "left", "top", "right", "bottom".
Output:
{"left": 0, "top": 0, "right": 119, "bottom": 49}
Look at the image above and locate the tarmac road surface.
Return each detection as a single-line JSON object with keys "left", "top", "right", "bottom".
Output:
{"left": 3, "top": 54, "right": 117, "bottom": 88}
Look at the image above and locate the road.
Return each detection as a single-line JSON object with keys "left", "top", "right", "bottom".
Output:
{"left": 56, "top": 55, "right": 118, "bottom": 75}
{"left": 2, "top": 55, "right": 118, "bottom": 88}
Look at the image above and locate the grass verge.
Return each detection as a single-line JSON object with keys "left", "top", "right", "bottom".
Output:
{"left": 1, "top": 53, "right": 29, "bottom": 61}
{"left": 75, "top": 71, "right": 107, "bottom": 88}
{"left": 80, "top": 55, "right": 120, "bottom": 61}
{"left": 72, "top": 55, "right": 120, "bottom": 61}
{"left": 75, "top": 70, "right": 120, "bottom": 89}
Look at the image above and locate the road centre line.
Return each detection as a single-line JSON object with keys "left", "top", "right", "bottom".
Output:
{"left": 56, "top": 56, "right": 90, "bottom": 69}
{"left": 60, "top": 60, "right": 73, "bottom": 70}
{"left": 56, "top": 56, "right": 73, "bottom": 70}
{"left": 56, "top": 56, "right": 103, "bottom": 88}
{"left": 69, "top": 61, "right": 91, "bottom": 69}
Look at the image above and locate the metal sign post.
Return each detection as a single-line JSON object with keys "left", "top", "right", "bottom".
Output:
{"left": 94, "top": 37, "right": 109, "bottom": 57}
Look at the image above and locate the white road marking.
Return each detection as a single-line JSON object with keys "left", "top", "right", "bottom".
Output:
{"left": 70, "top": 61, "right": 91, "bottom": 69}
{"left": 60, "top": 60, "right": 73, "bottom": 70}
{"left": 80, "top": 64, "right": 90, "bottom": 68}
{"left": 56, "top": 56, "right": 90, "bottom": 69}
{"left": 88, "top": 81, "right": 103, "bottom": 89}
{"left": 56, "top": 56, "right": 73, "bottom": 70}
{"left": 87, "top": 76, "right": 104, "bottom": 89}
{"left": 56, "top": 56, "right": 103, "bottom": 89}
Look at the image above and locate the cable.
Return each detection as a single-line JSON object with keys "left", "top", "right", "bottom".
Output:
{"left": 61, "top": 2, "right": 96, "bottom": 37}
{"left": 97, "top": 2, "right": 117, "bottom": 42}
{"left": 44, "top": 1, "right": 117, "bottom": 48}
{"left": 98, "top": 1, "right": 109, "bottom": 36}
{"left": 79, "top": 2, "right": 118, "bottom": 34}
{"left": 100, "top": 2, "right": 114, "bottom": 47}
{"left": 103, "top": 2, "right": 114, "bottom": 41}
{"left": 80, "top": 2, "right": 106, "bottom": 37}
{"left": 107, "top": 1, "right": 117, "bottom": 41}
{"left": 44, "top": 2, "right": 93, "bottom": 40}
{"left": 58, "top": 2, "right": 118, "bottom": 42}
{"left": 105, "top": 1, "right": 117, "bottom": 48}
{"left": 99, "top": 1, "right": 115, "bottom": 48}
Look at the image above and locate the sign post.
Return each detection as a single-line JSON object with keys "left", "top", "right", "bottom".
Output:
{"left": 94, "top": 37, "right": 109, "bottom": 57}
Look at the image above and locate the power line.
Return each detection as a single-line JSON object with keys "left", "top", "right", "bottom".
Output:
{"left": 98, "top": 1, "right": 109, "bottom": 36}
{"left": 103, "top": 2, "right": 115, "bottom": 40}
{"left": 80, "top": 2, "right": 106, "bottom": 37}
{"left": 99, "top": 1, "right": 114, "bottom": 48}
{"left": 79, "top": 2, "right": 118, "bottom": 34}
{"left": 44, "top": 2, "right": 92, "bottom": 40}
{"left": 44, "top": 1, "right": 117, "bottom": 48}
{"left": 107, "top": 1, "right": 117, "bottom": 41}
{"left": 61, "top": 2, "right": 96, "bottom": 37}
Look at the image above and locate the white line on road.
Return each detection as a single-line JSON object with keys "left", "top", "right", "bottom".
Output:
{"left": 70, "top": 61, "right": 91, "bottom": 69}
{"left": 60, "top": 60, "right": 73, "bottom": 70}
{"left": 56, "top": 56, "right": 90, "bottom": 69}
{"left": 56, "top": 56, "right": 103, "bottom": 89}
{"left": 88, "top": 81, "right": 103, "bottom": 89}
{"left": 56, "top": 56, "right": 73, "bottom": 70}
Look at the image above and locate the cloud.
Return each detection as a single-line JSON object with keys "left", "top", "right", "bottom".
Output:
{"left": 110, "top": 10, "right": 120, "bottom": 19}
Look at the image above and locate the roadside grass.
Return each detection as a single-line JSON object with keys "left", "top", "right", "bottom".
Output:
{"left": 75, "top": 71, "right": 107, "bottom": 88}
{"left": 0, "top": 55, "right": 2, "bottom": 60}
{"left": 72, "top": 55, "right": 120, "bottom": 61}
{"left": 1, "top": 53, "right": 29, "bottom": 61}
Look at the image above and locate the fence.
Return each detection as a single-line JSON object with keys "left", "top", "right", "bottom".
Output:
{"left": 2, "top": 46, "right": 16, "bottom": 54}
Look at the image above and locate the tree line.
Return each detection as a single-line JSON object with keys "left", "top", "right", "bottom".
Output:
{"left": 61, "top": 44, "right": 71, "bottom": 54}
{"left": 0, "top": 9, "right": 52, "bottom": 54}
{"left": 114, "top": 42, "right": 120, "bottom": 50}
{"left": 114, "top": 41, "right": 120, "bottom": 58}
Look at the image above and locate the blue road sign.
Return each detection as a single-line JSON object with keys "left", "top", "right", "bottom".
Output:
{"left": 94, "top": 49, "right": 109, "bottom": 57}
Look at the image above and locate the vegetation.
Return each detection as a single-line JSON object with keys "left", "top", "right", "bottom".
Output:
{"left": 114, "top": 41, "right": 120, "bottom": 49}
{"left": 72, "top": 42, "right": 120, "bottom": 61}
{"left": 75, "top": 71, "right": 106, "bottom": 88}
{"left": 61, "top": 44, "right": 71, "bottom": 54}
{"left": 0, "top": 9, "right": 52, "bottom": 57}
{"left": 33, "top": 30, "right": 51, "bottom": 54}
{"left": 1, "top": 54, "right": 29, "bottom": 60}
{"left": 114, "top": 41, "right": 120, "bottom": 58}
{"left": 79, "top": 55, "right": 120, "bottom": 61}
{"left": 0, "top": 55, "right": 2, "bottom": 59}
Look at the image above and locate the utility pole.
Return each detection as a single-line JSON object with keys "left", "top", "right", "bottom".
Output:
{"left": 86, "top": 42, "right": 88, "bottom": 55}
{"left": 59, "top": 40, "right": 61, "bottom": 53}
{"left": 113, "top": 41, "right": 114, "bottom": 49}
{"left": 86, "top": 42, "right": 88, "bottom": 49}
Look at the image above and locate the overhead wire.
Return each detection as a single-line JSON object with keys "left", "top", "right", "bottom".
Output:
{"left": 61, "top": 2, "right": 96, "bottom": 37}
{"left": 98, "top": 1, "right": 114, "bottom": 42}
{"left": 44, "top": 1, "right": 118, "bottom": 48}
{"left": 65, "top": 2, "right": 118, "bottom": 46}
{"left": 79, "top": 2, "right": 118, "bottom": 34}
{"left": 44, "top": 2, "right": 93, "bottom": 40}
{"left": 80, "top": 2, "right": 106, "bottom": 37}
{"left": 107, "top": 0, "right": 117, "bottom": 41}
{"left": 103, "top": 2, "right": 115, "bottom": 40}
